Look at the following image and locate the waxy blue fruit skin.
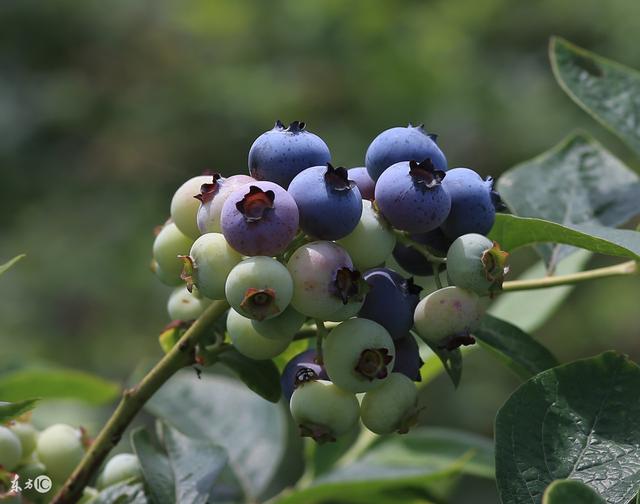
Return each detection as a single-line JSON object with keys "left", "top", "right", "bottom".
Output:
{"left": 347, "top": 167, "right": 375, "bottom": 200}
{"left": 365, "top": 124, "right": 447, "bottom": 181}
{"left": 358, "top": 268, "right": 421, "bottom": 340}
{"left": 248, "top": 121, "right": 331, "bottom": 188}
{"left": 440, "top": 168, "right": 501, "bottom": 239}
{"left": 220, "top": 181, "right": 299, "bottom": 256}
{"left": 288, "top": 164, "right": 363, "bottom": 240}
{"left": 281, "top": 349, "right": 329, "bottom": 401}
{"left": 375, "top": 160, "right": 451, "bottom": 233}
{"left": 393, "top": 333, "right": 424, "bottom": 382}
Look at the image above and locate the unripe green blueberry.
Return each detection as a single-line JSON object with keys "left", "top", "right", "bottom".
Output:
{"left": 225, "top": 257, "right": 293, "bottom": 321}
{"left": 290, "top": 380, "right": 359, "bottom": 443}
{"left": 79, "top": 487, "right": 99, "bottom": 504}
{"left": 446, "top": 234, "right": 509, "bottom": 295}
{"left": 287, "top": 241, "right": 366, "bottom": 320}
{"left": 167, "top": 286, "right": 211, "bottom": 321}
{"left": 197, "top": 174, "right": 255, "bottom": 234}
{"left": 97, "top": 453, "right": 142, "bottom": 489}
{"left": 250, "top": 306, "right": 306, "bottom": 340}
{"left": 0, "top": 425, "right": 22, "bottom": 471}
{"left": 323, "top": 318, "right": 395, "bottom": 393}
{"left": 227, "top": 309, "right": 293, "bottom": 360}
{"left": 9, "top": 421, "right": 38, "bottom": 462}
{"left": 170, "top": 175, "right": 211, "bottom": 239}
{"left": 183, "top": 233, "right": 242, "bottom": 300}
{"left": 413, "top": 286, "right": 484, "bottom": 350}
{"left": 337, "top": 200, "right": 396, "bottom": 270}
{"left": 152, "top": 222, "right": 194, "bottom": 286}
{"left": 360, "top": 373, "right": 419, "bottom": 434}
{"left": 36, "top": 424, "right": 86, "bottom": 483}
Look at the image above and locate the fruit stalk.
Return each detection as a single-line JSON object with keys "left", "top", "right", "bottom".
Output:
{"left": 51, "top": 300, "right": 230, "bottom": 504}
{"left": 394, "top": 232, "right": 447, "bottom": 264}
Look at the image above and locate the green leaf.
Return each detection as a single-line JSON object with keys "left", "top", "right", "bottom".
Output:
{"left": 93, "top": 481, "right": 149, "bottom": 504}
{"left": 495, "top": 352, "right": 640, "bottom": 504}
{"left": 0, "top": 398, "right": 39, "bottom": 423}
{"left": 473, "top": 315, "right": 559, "bottom": 380}
{"left": 162, "top": 424, "right": 228, "bottom": 504}
{"left": 496, "top": 133, "right": 640, "bottom": 267}
{"left": 217, "top": 347, "right": 282, "bottom": 403}
{"left": 488, "top": 250, "right": 592, "bottom": 332}
{"left": 274, "top": 427, "right": 493, "bottom": 504}
{"left": 0, "top": 254, "right": 25, "bottom": 277}
{"left": 416, "top": 333, "right": 463, "bottom": 388}
{"left": 146, "top": 372, "right": 289, "bottom": 500}
{"left": 131, "top": 428, "right": 175, "bottom": 504}
{"left": 489, "top": 214, "right": 640, "bottom": 261}
{"left": 550, "top": 37, "right": 640, "bottom": 156}
{"left": 0, "top": 368, "right": 119, "bottom": 405}
{"left": 542, "top": 480, "right": 605, "bottom": 504}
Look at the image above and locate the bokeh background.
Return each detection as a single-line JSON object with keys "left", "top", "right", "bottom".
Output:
{"left": 1, "top": 1, "right": 639, "bottom": 502}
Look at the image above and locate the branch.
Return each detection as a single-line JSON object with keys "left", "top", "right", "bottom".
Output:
{"left": 52, "top": 300, "right": 230, "bottom": 504}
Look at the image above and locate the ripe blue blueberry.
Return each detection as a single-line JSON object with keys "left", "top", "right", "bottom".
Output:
{"left": 196, "top": 174, "right": 255, "bottom": 234}
{"left": 288, "top": 164, "right": 363, "bottom": 240}
{"left": 358, "top": 268, "right": 422, "bottom": 340}
{"left": 446, "top": 234, "right": 509, "bottom": 295}
{"left": 393, "top": 333, "right": 424, "bottom": 382}
{"left": 365, "top": 124, "right": 447, "bottom": 181}
{"left": 220, "top": 181, "right": 299, "bottom": 256}
{"left": 375, "top": 160, "right": 451, "bottom": 233}
{"left": 248, "top": 120, "right": 331, "bottom": 188}
{"left": 280, "top": 349, "right": 328, "bottom": 401}
{"left": 347, "top": 167, "right": 375, "bottom": 200}
{"left": 440, "top": 168, "right": 503, "bottom": 239}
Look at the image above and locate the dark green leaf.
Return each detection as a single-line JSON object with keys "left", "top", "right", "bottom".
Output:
{"left": 131, "top": 428, "right": 175, "bottom": 504}
{"left": 496, "top": 133, "right": 640, "bottom": 267}
{"left": 93, "top": 481, "right": 149, "bottom": 504}
{"left": 550, "top": 37, "right": 640, "bottom": 156}
{"left": 495, "top": 352, "right": 640, "bottom": 504}
{"left": 0, "top": 398, "right": 39, "bottom": 423}
{"left": 217, "top": 347, "right": 282, "bottom": 403}
{"left": 162, "top": 424, "right": 228, "bottom": 504}
{"left": 274, "top": 427, "right": 493, "bottom": 504}
{"left": 474, "top": 315, "right": 559, "bottom": 380}
{"left": 0, "top": 368, "right": 119, "bottom": 405}
{"left": 416, "top": 332, "right": 463, "bottom": 388}
{"left": 0, "top": 254, "right": 25, "bottom": 277}
{"left": 542, "top": 480, "right": 605, "bottom": 504}
{"left": 489, "top": 214, "right": 640, "bottom": 261}
{"left": 146, "top": 372, "right": 289, "bottom": 500}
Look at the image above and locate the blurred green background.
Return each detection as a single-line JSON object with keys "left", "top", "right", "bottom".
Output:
{"left": 1, "top": 0, "right": 639, "bottom": 502}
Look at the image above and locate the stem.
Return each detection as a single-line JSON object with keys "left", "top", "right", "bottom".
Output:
{"left": 502, "top": 260, "right": 638, "bottom": 292}
{"left": 315, "top": 319, "right": 327, "bottom": 364}
{"left": 432, "top": 263, "right": 443, "bottom": 289}
{"left": 394, "top": 231, "right": 447, "bottom": 264}
{"left": 52, "top": 300, "right": 230, "bottom": 504}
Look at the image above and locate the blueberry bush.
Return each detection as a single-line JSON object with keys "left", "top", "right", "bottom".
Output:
{"left": 1, "top": 37, "right": 640, "bottom": 504}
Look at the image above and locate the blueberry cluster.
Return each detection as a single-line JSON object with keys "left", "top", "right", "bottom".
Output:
{"left": 151, "top": 122, "right": 508, "bottom": 442}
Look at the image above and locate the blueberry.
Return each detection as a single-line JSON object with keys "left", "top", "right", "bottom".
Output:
{"left": 375, "top": 160, "right": 451, "bottom": 233}
{"left": 347, "top": 167, "right": 375, "bottom": 200}
{"left": 360, "top": 373, "right": 419, "bottom": 434}
{"left": 358, "top": 268, "right": 422, "bottom": 340}
{"left": 0, "top": 425, "right": 22, "bottom": 471}
{"left": 227, "top": 309, "right": 293, "bottom": 360}
{"left": 280, "top": 349, "right": 328, "bottom": 401}
{"left": 391, "top": 229, "right": 452, "bottom": 276}
{"left": 248, "top": 120, "right": 331, "bottom": 188}
{"left": 220, "top": 181, "right": 299, "bottom": 256}
{"left": 288, "top": 164, "right": 363, "bottom": 240}
{"left": 365, "top": 124, "right": 447, "bottom": 181}
{"left": 36, "top": 424, "right": 86, "bottom": 483}
{"left": 440, "top": 168, "right": 503, "bottom": 239}
{"left": 152, "top": 222, "right": 194, "bottom": 286}
{"left": 393, "top": 333, "right": 424, "bottom": 382}
{"left": 170, "top": 175, "right": 212, "bottom": 239}
{"left": 97, "top": 453, "right": 142, "bottom": 489}
{"left": 197, "top": 174, "right": 255, "bottom": 234}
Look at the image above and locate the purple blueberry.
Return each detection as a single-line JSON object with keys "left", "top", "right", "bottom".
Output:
{"left": 375, "top": 160, "right": 451, "bottom": 233}
{"left": 347, "top": 167, "right": 375, "bottom": 200}
{"left": 288, "top": 164, "right": 363, "bottom": 240}
{"left": 248, "top": 121, "right": 331, "bottom": 188}
{"left": 365, "top": 124, "right": 447, "bottom": 181}
{"left": 440, "top": 168, "right": 503, "bottom": 240}
{"left": 392, "top": 229, "right": 452, "bottom": 276}
{"left": 220, "top": 181, "right": 299, "bottom": 256}
{"left": 281, "top": 349, "right": 328, "bottom": 401}
{"left": 358, "top": 267, "right": 422, "bottom": 340}
{"left": 393, "top": 334, "right": 424, "bottom": 382}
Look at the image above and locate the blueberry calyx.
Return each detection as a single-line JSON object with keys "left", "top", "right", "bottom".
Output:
{"left": 236, "top": 185, "right": 275, "bottom": 222}
{"left": 273, "top": 119, "right": 286, "bottom": 131}
{"left": 485, "top": 177, "right": 507, "bottom": 212}
{"left": 404, "top": 277, "right": 423, "bottom": 297}
{"left": 439, "top": 332, "right": 477, "bottom": 352}
{"left": 239, "top": 287, "right": 280, "bottom": 320}
{"left": 396, "top": 405, "right": 421, "bottom": 434}
{"left": 408, "top": 159, "right": 446, "bottom": 189}
{"left": 481, "top": 241, "right": 510, "bottom": 293}
{"left": 179, "top": 255, "right": 196, "bottom": 292}
{"left": 285, "top": 120, "right": 306, "bottom": 133}
{"left": 299, "top": 422, "right": 335, "bottom": 444}
{"left": 194, "top": 173, "right": 222, "bottom": 204}
{"left": 355, "top": 348, "right": 393, "bottom": 381}
{"left": 324, "top": 163, "right": 356, "bottom": 192}
{"left": 331, "top": 267, "right": 368, "bottom": 304}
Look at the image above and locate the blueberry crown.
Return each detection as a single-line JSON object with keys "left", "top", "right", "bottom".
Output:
{"left": 408, "top": 159, "right": 446, "bottom": 189}
{"left": 274, "top": 120, "right": 307, "bottom": 133}
{"left": 236, "top": 185, "right": 276, "bottom": 222}
{"left": 194, "top": 173, "right": 222, "bottom": 204}
{"left": 324, "top": 163, "right": 356, "bottom": 192}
